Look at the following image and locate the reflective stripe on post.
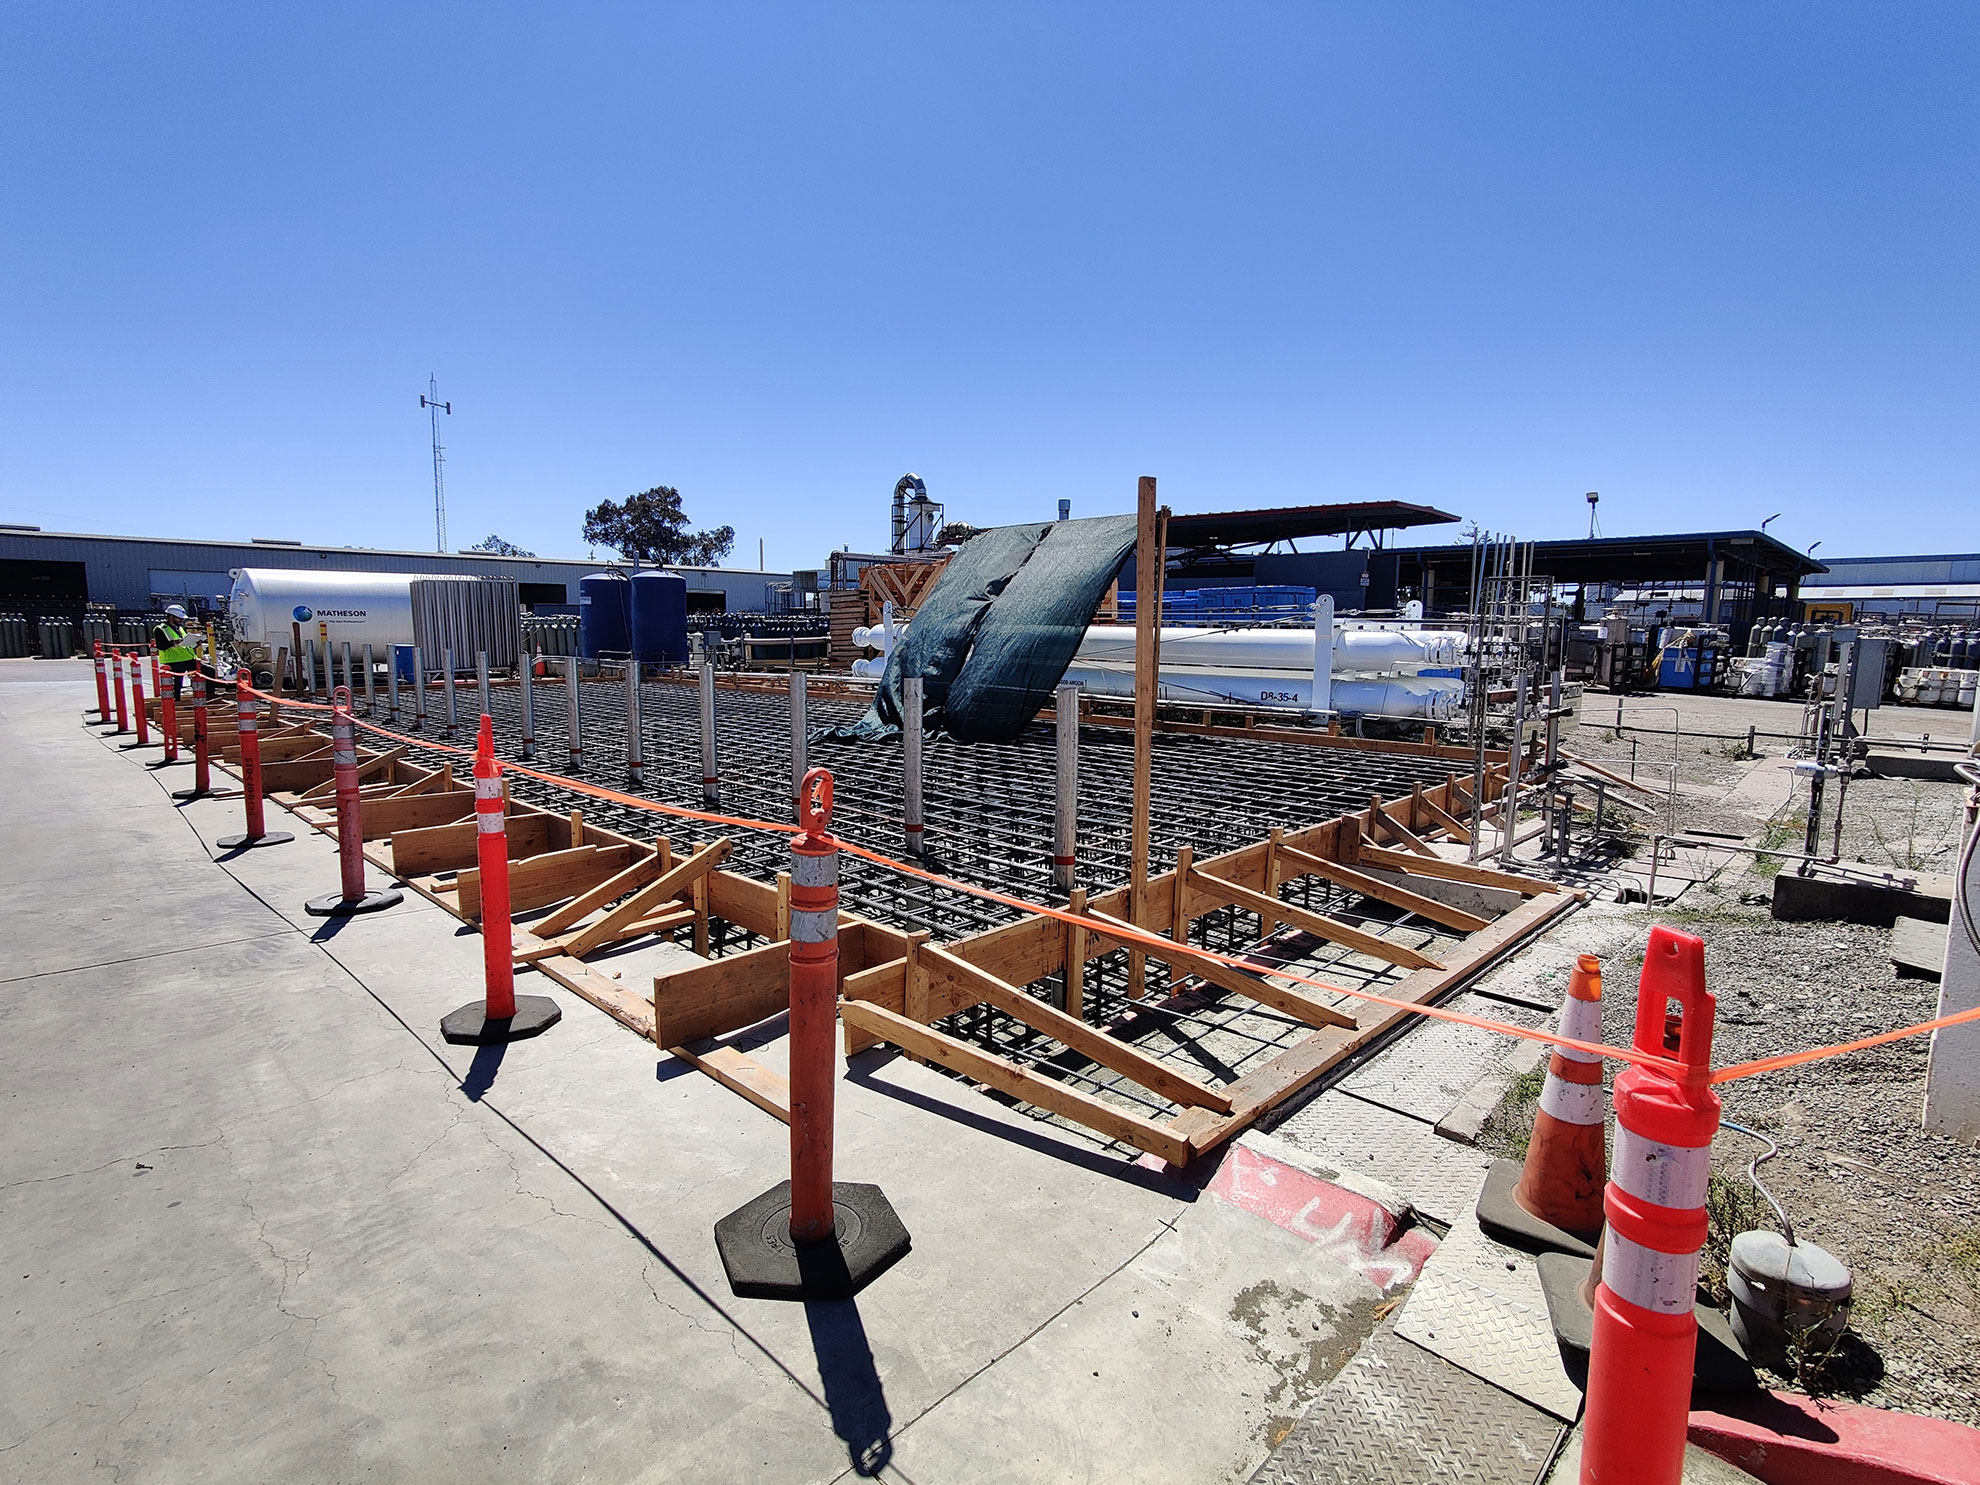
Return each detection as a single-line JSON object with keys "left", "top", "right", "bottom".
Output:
{"left": 788, "top": 767, "right": 839, "bottom": 1243}
{"left": 474, "top": 715, "right": 517, "bottom": 1019}
{"left": 1582, "top": 927, "right": 1719, "bottom": 1485}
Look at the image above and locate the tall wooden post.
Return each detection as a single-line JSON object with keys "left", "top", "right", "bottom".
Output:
{"left": 1129, "top": 476, "right": 1165, "bottom": 998}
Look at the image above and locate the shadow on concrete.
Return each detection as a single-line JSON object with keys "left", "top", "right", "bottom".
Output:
{"left": 461, "top": 1040, "right": 509, "bottom": 1101}
{"left": 845, "top": 1049, "right": 1201, "bottom": 1197}
{"left": 804, "top": 1299, "right": 894, "bottom": 1478}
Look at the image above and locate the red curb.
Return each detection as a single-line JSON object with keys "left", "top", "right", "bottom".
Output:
{"left": 1205, "top": 1142, "right": 1437, "bottom": 1292}
{"left": 1689, "top": 1389, "right": 1980, "bottom": 1485}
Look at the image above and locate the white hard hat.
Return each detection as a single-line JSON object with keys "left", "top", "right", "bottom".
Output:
{"left": 164, "top": 604, "right": 189, "bottom": 619}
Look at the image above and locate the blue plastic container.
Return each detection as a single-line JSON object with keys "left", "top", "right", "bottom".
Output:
{"left": 392, "top": 643, "right": 416, "bottom": 683}
{"left": 630, "top": 570, "right": 689, "bottom": 666}
{"left": 578, "top": 572, "right": 632, "bottom": 661}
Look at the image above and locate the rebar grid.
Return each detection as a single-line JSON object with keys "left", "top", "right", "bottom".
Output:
{"left": 329, "top": 677, "right": 1474, "bottom": 1139}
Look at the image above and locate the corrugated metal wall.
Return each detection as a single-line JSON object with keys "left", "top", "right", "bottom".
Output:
{"left": 0, "top": 531, "right": 786, "bottom": 613}
{"left": 411, "top": 579, "right": 521, "bottom": 671}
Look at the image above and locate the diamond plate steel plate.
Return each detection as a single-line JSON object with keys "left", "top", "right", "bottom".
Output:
{"left": 1251, "top": 1331, "right": 1563, "bottom": 1485}
{"left": 1395, "top": 1260, "right": 1583, "bottom": 1421}
{"left": 1266, "top": 1090, "right": 1493, "bottom": 1227}
{"left": 1337, "top": 991, "right": 1550, "bottom": 1125}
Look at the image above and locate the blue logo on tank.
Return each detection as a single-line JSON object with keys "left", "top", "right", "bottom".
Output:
{"left": 293, "top": 605, "right": 313, "bottom": 623}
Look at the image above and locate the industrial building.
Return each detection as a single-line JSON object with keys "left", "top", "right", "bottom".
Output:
{"left": 0, "top": 526, "right": 791, "bottom": 621}
{"left": 1797, "top": 552, "right": 1980, "bottom": 622}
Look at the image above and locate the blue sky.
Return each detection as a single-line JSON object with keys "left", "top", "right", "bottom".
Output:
{"left": 3, "top": 4, "right": 1974, "bottom": 569}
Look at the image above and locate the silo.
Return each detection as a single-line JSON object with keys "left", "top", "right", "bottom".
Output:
{"left": 630, "top": 570, "right": 689, "bottom": 666}
{"left": 578, "top": 572, "right": 631, "bottom": 661}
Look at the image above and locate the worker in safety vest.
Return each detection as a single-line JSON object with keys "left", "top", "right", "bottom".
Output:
{"left": 153, "top": 605, "right": 218, "bottom": 697}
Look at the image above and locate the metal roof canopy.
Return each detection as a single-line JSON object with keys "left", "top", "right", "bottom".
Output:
{"left": 1393, "top": 529, "right": 1827, "bottom": 585}
{"left": 1165, "top": 500, "right": 1459, "bottom": 552}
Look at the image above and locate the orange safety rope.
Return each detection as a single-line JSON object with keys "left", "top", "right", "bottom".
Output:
{"left": 246, "top": 685, "right": 1972, "bottom": 1087}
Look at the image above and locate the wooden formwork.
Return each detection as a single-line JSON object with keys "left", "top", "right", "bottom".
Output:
{"left": 232, "top": 704, "right": 1573, "bottom": 1167}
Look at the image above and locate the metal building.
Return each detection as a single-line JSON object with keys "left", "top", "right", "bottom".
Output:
{"left": 0, "top": 526, "right": 789, "bottom": 623}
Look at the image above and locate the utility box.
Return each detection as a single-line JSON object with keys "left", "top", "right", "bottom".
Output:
{"left": 1848, "top": 636, "right": 1890, "bottom": 710}
{"left": 411, "top": 578, "right": 520, "bottom": 673}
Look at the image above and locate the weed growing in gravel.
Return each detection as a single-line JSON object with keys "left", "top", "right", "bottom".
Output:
{"left": 1753, "top": 814, "right": 1807, "bottom": 877}
{"left": 1864, "top": 782, "right": 1954, "bottom": 873}
{"left": 1932, "top": 1224, "right": 1980, "bottom": 1281}
{"left": 1702, "top": 1169, "right": 1775, "bottom": 1304}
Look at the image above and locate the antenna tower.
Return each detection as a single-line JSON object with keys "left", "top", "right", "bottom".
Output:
{"left": 420, "top": 375, "right": 452, "bottom": 553}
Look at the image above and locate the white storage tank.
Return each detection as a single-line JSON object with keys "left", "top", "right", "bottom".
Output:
{"left": 228, "top": 569, "right": 434, "bottom": 669}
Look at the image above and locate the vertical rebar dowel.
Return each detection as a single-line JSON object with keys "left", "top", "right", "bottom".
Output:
{"left": 362, "top": 643, "right": 375, "bottom": 714}
{"left": 320, "top": 640, "right": 334, "bottom": 696}
{"left": 410, "top": 645, "right": 425, "bottom": 730}
{"left": 387, "top": 648, "right": 400, "bottom": 721}
{"left": 699, "top": 660, "right": 719, "bottom": 808}
{"left": 303, "top": 641, "right": 319, "bottom": 697}
{"left": 477, "top": 650, "right": 491, "bottom": 728}
{"left": 442, "top": 648, "right": 459, "bottom": 739}
{"left": 903, "top": 673, "right": 925, "bottom": 857}
{"left": 789, "top": 671, "right": 807, "bottom": 819}
{"left": 566, "top": 654, "right": 583, "bottom": 771}
{"left": 1054, "top": 680, "right": 1079, "bottom": 893}
{"left": 342, "top": 641, "right": 355, "bottom": 696}
{"left": 1500, "top": 674, "right": 1527, "bottom": 867}
{"left": 626, "top": 660, "right": 644, "bottom": 784}
{"left": 519, "top": 653, "right": 535, "bottom": 760}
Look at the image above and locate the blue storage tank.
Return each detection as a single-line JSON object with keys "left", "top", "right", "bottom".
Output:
{"left": 578, "top": 572, "right": 631, "bottom": 661}
{"left": 630, "top": 570, "right": 689, "bottom": 665}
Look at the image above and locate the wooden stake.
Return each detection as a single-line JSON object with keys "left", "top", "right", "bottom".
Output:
{"left": 1128, "top": 474, "right": 1164, "bottom": 1000}
{"left": 569, "top": 809, "right": 585, "bottom": 847}
{"left": 1170, "top": 844, "right": 1193, "bottom": 942}
{"left": 1260, "top": 827, "right": 1283, "bottom": 939}
{"left": 775, "top": 870, "right": 792, "bottom": 941}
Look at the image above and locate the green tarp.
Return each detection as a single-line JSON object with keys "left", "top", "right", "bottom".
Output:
{"left": 826, "top": 513, "right": 1139, "bottom": 744}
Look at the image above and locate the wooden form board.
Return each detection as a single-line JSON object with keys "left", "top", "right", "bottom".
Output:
{"left": 838, "top": 766, "right": 1581, "bottom": 1165}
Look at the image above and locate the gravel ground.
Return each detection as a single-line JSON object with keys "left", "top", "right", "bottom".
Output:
{"left": 1475, "top": 693, "right": 1980, "bottom": 1425}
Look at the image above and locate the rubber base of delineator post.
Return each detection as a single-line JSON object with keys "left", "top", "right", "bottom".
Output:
{"left": 1536, "top": 1251, "right": 1759, "bottom": 1398}
{"left": 146, "top": 757, "right": 188, "bottom": 770}
{"left": 171, "top": 786, "right": 213, "bottom": 801}
{"left": 440, "top": 995, "right": 562, "bottom": 1045}
{"left": 715, "top": 1180, "right": 911, "bottom": 1302}
{"left": 1474, "top": 1157, "right": 1599, "bottom": 1259}
{"left": 305, "top": 887, "right": 404, "bottom": 917}
{"left": 216, "top": 831, "right": 295, "bottom": 850}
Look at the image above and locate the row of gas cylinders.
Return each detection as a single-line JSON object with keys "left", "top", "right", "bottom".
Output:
{"left": 577, "top": 571, "right": 689, "bottom": 665}
{"left": 1895, "top": 667, "right": 1980, "bottom": 709}
{"left": 1746, "top": 621, "right": 1980, "bottom": 670}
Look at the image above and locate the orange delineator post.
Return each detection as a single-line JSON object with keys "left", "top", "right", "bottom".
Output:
{"left": 176, "top": 675, "right": 211, "bottom": 800}
{"left": 439, "top": 714, "right": 559, "bottom": 1046}
{"left": 158, "top": 673, "right": 179, "bottom": 764}
{"left": 474, "top": 716, "right": 516, "bottom": 1019}
{"left": 112, "top": 650, "right": 130, "bottom": 734}
{"left": 788, "top": 766, "right": 841, "bottom": 1242}
{"left": 130, "top": 659, "right": 150, "bottom": 746}
{"left": 91, "top": 643, "right": 111, "bottom": 721}
{"left": 1581, "top": 926, "right": 1719, "bottom": 1485}
{"left": 1513, "top": 952, "right": 1608, "bottom": 1237}
{"left": 215, "top": 677, "right": 293, "bottom": 850}
{"left": 304, "top": 688, "right": 400, "bottom": 916}
{"left": 713, "top": 764, "right": 910, "bottom": 1301}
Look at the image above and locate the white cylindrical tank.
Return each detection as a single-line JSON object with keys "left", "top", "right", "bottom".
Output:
{"left": 228, "top": 569, "right": 435, "bottom": 661}
{"left": 1074, "top": 624, "right": 1460, "bottom": 672}
{"left": 1057, "top": 660, "right": 1461, "bottom": 719}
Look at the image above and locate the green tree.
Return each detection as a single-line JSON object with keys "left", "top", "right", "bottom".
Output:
{"left": 466, "top": 534, "right": 535, "bottom": 557}
{"left": 581, "top": 486, "right": 735, "bottom": 566}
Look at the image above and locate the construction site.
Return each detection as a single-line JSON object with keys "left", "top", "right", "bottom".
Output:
{"left": 4, "top": 468, "right": 1979, "bottom": 1485}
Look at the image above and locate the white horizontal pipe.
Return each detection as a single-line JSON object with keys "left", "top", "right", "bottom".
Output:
{"left": 1058, "top": 661, "right": 1461, "bottom": 719}
{"left": 1077, "top": 624, "right": 1461, "bottom": 671}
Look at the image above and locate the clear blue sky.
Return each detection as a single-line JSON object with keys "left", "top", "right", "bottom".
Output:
{"left": 3, "top": 4, "right": 1974, "bottom": 569}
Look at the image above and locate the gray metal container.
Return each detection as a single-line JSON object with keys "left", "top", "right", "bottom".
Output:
{"left": 411, "top": 578, "right": 520, "bottom": 673}
{"left": 1726, "top": 1230, "right": 1851, "bottom": 1369}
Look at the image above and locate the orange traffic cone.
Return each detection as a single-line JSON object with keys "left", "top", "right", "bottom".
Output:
{"left": 1476, "top": 953, "right": 1608, "bottom": 1254}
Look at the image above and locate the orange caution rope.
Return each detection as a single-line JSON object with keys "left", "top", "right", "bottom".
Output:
{"left": 244, "top": 684, "right": 1972, "bottom": 1087}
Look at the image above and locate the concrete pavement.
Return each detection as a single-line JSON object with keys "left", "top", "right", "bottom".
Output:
{"left": 1, "top": 661, "right": 1406, "bottom": 1483}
